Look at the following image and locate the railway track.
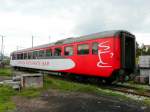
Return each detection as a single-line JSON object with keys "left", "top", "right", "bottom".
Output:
{"left": 45, "top": 74, "right": 150, "bottom": 98}
{"left": 13, "top": 70, "right": 150, "bottom": 98}
{"left": 103, "top": 85, "right": 150, "bottom": 97}
{"left": 47, "top": 74, "right": 150, "bottom": 98}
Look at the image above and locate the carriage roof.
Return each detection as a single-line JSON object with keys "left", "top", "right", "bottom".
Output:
{"left": 12, "top": 30, "right": 134, "bottom": 53}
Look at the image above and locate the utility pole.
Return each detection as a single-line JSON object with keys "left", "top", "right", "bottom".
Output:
{"left": 49, "top": 35, "right": 51, "bottom": 43}
{"left": 32, "top": 35, "right": 34, "bottom": 48}
{"left": 16, "top": 46, "right": 19, "bottom": 51}
{"left": 0, "top": 35, "right": 4, "bottom": 61}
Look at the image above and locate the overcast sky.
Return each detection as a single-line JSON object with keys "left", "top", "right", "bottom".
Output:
{"left": 0, "top": 0, "right": 150, "bottom": 56}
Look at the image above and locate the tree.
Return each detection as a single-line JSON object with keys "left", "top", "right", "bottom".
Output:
{"left": 146, "top": 48, "right": 150, "bottom": 55}
{"left": 136, "top": 42, "right": 142, "bottom": 57}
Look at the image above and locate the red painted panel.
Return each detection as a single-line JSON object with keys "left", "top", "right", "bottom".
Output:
{"left": 59, "top": 36, "right": 121, "bottom": 78}
{"left": 11, "top": 35, "right": 121, "bottom": 78}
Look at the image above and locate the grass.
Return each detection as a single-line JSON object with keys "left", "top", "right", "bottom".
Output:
{"left": 0, "top": 67, "right": 150, "bottom": 111}
{"left": 120, "top": 82, "right": 150, "bottom": 93}
{"left": 19, "top": 88, "right": 42, "bottom": 98}
{"left": 0, "top": 85, "right": 17, "bottom": 112}
{"left": 0, "top": 67, "right": 12, "bottom": 76}
{"left": 44, "top": 76, "right": 150, "bottom": 104}
{"left": 0, "top": 75, "right": 133, "bottom": 112}
{"left": 1, "top": 75, "right": 148, "bottom": 111}
{"left": 144, "top": 99, "right": 150, "bottom": 106}
{"left": 44, "top": 76, "right": 99, "bottom": 93}
{"left": 18, "top": 76, "right": 126, "bottom": 100}
{"left": 44, "top": 76, "right": 132, "bottom": 99}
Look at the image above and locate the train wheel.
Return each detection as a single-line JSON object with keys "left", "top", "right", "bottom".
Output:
{"left": 104, "top": 79, "right": 114, "bottom": 85}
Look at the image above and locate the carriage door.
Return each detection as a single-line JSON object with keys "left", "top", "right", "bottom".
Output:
{"left": 121, "top": 33, "right": 135, "bottom": 71}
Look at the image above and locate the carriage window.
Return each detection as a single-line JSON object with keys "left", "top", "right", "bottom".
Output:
{"left": 64, "top": 46, "right": 73, "bottom": 56}
{"left": 46, "top": 49, "right": 52, "bottom": 57}
{"left": 77, "top": 44, "right": 89, "bottom": 55}
{"left": 92, "top": 42, "right": 99, "bottom": 54}
{"left": 54, "top": 48, "right": 62, "bottom": 56}
{"left": 20, "top": 53, "right": 23, "bottom": 59}
{"left": 12, "top": 54, "right": 17, "bottom": 60}
{"left": 33, "top": 51, "right": 38, "bottom": 59}
{"left": 12, "top": 54, "right": 16, "bottom": 60}
{"left": 17, "top": 54, "right": 21, "bottom": 60}
{"left": 16, "top": 53, "right": 19, "bottom": 59}
{"left": 23, "top": 53, "right": 27, "bottom": 59}
{"left": 28, "top": 52, "right": 32, "bottom": 59}
{"left": 39, "top": 50, "right": 45, "bottom": 58}
{"left": 15, "top": 54, "right": 17, "bottom": 60}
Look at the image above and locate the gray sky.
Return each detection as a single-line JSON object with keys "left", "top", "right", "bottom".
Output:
{"left": 0, "top": 0, "right": 150, "bottom": 56}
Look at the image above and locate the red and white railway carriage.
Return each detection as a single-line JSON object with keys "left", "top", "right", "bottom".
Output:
{"left": 10, "top": 30, "right": 136, "bottom": 82}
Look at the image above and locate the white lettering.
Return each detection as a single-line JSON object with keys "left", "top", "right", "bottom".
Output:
{"left": 97, "top": 41, "right": 114, "bottom": 68}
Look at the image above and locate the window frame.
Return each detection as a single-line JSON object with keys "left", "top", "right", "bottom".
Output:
{"left": 23, "top": 52, "right": 28, "bottom": 59}
{"left": 17, "top": 53, "right": 21, "bottom": 60}
{"left": 54, "top": 47, "right": 62, "bottom": 56}
{"left": 64, "top": 45, "right": 74, "bottom": 56}
{"left": 77, "top": 43, "right": 90, "bottom": 55}
{"left": 45, "top": 49, "right": 52, "bottom": 57}
{"left": 92, "top": 42, "right": 99, "bottom": 55}
{"left": 27, "top": 51, "right": 33, "bottom": 59}
{"left": 38, "top": 50, "right": 45, "bottom": 58}
{"left": 33, "top": 50, "right": 39, "bottom": 59}
{"left": 20, "top": 53, "right": 23, "bottom": 60}
{"left": 12, "top": 53, "right": 17, "bottom": 60}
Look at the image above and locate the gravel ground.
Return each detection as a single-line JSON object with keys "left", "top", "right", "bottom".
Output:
{"left": 12, "top": 89, "right": 150, "bottom": 112}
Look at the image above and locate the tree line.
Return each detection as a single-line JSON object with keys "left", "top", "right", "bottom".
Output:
{"left": 136, "top": 42, "right": 150, "bottom": 57}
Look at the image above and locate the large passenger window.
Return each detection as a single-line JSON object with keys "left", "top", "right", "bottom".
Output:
{"left": 39, "top": 50, "right": 45, "bottom": 58}
{"left": 77, "top": 44, "right": 89, "bottom": 55}
{"left": 17, "top": 53, "right": 22, "bottom": 60}
{"left": 33, "top": 51, "right": 38, "bottom": 59}
{"left": 23, "top": 53, "right": 27, "bottom": 59}
{"left": 64, "top": 46, "right": 73, "bottom": 56}
{"left": 20, "top": 53, "right": 23, "bottom": 59}
{"left": 46, "top": 49, "right": 52, "bottom": 57}
{"left": 12, "top": 54, "right": 17, "bottom": 60}
{"left": 17, "top": 54, "right": 20, "bottom": 59}
{"left": 54, "top": 48, "right": 62, "bottom": 56}
{"left": 92, "top": 42, "right": 99, "bottom": 54}
{"left": 28, "top": 52, "right": 33, "bottom": 59}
